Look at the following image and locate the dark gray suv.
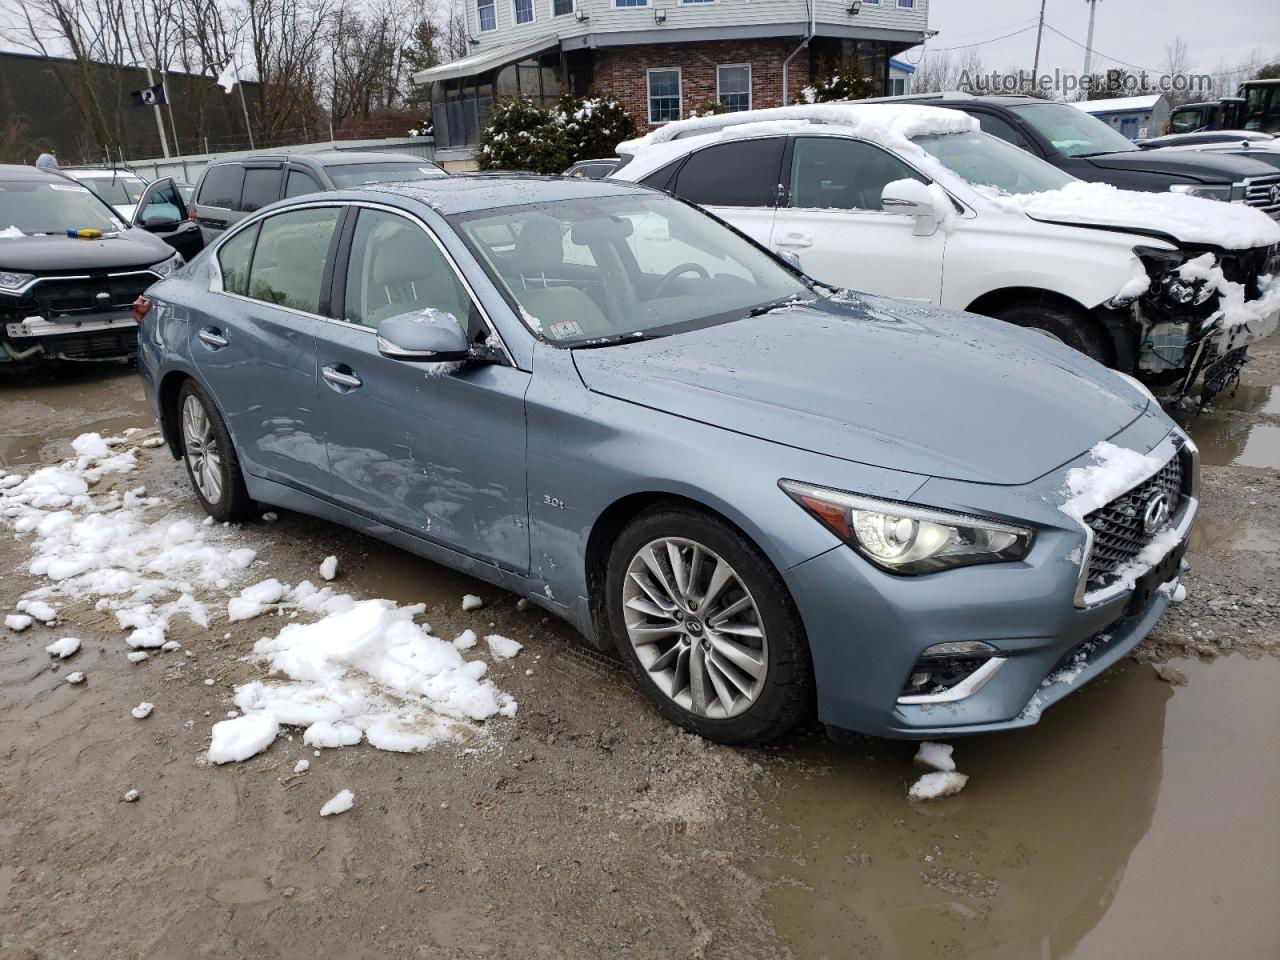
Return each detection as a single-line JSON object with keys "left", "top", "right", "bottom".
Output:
{"left": 191, "top": 151, "right": 447, "bottom": 241}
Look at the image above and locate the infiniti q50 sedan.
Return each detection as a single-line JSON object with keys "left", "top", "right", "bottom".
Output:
{"left": 135, "top": 176, "right": 1198, "bottom": 744}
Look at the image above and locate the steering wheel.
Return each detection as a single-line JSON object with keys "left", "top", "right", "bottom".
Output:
{"left": 653, "top": 262, "right": 710, "bottom": 299}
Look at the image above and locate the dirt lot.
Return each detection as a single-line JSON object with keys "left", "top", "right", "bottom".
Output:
{"left": 1, "top": 343, "right": 1278, "bottom": 960}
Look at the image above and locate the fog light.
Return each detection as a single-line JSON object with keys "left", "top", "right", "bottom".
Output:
{"left": 898, "top": 641, "right": 1004, "bottom": 703}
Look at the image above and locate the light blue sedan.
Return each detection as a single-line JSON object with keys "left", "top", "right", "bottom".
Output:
{"left": 135, "top": 176, "right": 1197, "bottom": 744}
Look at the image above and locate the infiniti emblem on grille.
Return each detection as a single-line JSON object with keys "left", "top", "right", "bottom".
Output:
{"left": 1142, "top": 492, "right": 1171, "bottom": 535}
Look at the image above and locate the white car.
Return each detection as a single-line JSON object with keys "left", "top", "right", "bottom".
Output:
{"left": 613, "top": 104, "right": 1280, "bottom": 401}
{"left": 58, "top": 168, "right": 149, "bottom": 221}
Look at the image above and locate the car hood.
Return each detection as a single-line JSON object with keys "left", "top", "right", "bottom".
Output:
{"left": 0, "top": 230, "right": 172, "bottom": 272}
{"left": 572, "top": 296, "right": 1148, "bottom": 486}
{"left": 1082, "top": 146, "right": 1278, "bottom": 182}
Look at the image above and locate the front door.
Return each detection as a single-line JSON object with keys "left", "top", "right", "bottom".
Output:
{"left": 133, "top": 177, "right": 203, "bottom": 259}
{"left": 317, "top": 206, "right": 531, "bottom": 572}
{"left": 189, "top": 205, "right": 342, "bottom": 494}
{"left": 770, "top": 136, "right": 947, "bottom": 301}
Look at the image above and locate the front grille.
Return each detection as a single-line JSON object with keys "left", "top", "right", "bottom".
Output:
{"left": 1242, "top": 175, "right": 1280, "bottom": 217}
{"left": 1083, "top": 452, "right": 1185, "bottom": 587}
{"left": 28, "top": 271, "right": 154, "bottom": 319}
{"left": 44, "top": 327, "right": 138, "bottom": 360}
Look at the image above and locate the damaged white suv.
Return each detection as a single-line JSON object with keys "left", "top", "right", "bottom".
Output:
{"left": 613, "top": 103, "right": 1280, "bottom": 403}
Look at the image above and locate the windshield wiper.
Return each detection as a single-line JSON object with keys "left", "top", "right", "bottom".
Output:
{"left": 748, "top": 295, "right": 811, "bottom": 318}
{"left": 569, "top": 331, "right": 664, "bottom": 350}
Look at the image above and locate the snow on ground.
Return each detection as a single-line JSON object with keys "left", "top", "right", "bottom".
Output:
{"left": 485, "top": 634, "right": 523, "bottom": 660}
{"left": 319, "top": 555, "right": 337, "bottom": 581}
{"left": 913, "top": 742, "right": 956, "bottom": 773}
{"left": 65, "top": 671, "right": 85, "bottom": 685}
{"left": 293, "top": 759, "right": 310, "bottom": 774}
{"left": 908, "top": 771, "right": 969, "bottom": 801}
{"left": 2, "top": 431, "right": 520, "bottom": 772}
{"left": 462, "top": 594, "right": 483, "bottom": 612}
{"left": 1060, "top": 441, "right": 1167, "bottom": 522}
{"left": 44, "top": 637, "right": 80, "bottom": 659}
{"left": 131, "top": 702, "right": 154, "bottom": 719}
{"left": 320, "top": 789, "right": 354, "bottom": 816}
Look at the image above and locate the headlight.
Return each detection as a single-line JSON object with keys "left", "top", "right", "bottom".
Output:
{"left": 1169, "top": 183, "right": 1232, "bottom": 202}
{"left": 151, "top": 252, "right": 184, "bottom": 278}
{"left": 0, "top": 270, "right": 35, "bottom": 291}
{"left": 780, "top": 481, "right": 1034, "bottom": 575}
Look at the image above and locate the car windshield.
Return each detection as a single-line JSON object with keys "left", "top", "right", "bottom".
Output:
{"left": 454, "top": 193, "right": 811, "bottom": 345}
{"left": 0, "top": 180, "right": 123, "bottom": 235}
{"left": 1009, "top": 101, "right": 1140, "bottom": 157}
{"left": 78, "top": 174, "right": 147, "bottom": 206}
{"left": 326, "top": 162, "right": 446, "bottom": 187}
{"left": 913, "top": 131, "right": 1076, "bottom": 195}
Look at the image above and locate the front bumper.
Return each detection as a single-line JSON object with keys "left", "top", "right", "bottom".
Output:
{"left": 1, "top": 313, "right": 139, "bottom": 362}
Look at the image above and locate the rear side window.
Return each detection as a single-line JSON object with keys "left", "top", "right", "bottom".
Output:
{"left": 217, "top": 223, "right": 259, "bottom": 296}
{"left": 197, "top": 165, "right": 244, "bottom": 208}
{"left": 673, "top": 139, "right": 784, "bottom": 207}
{"left": 246, "top": 207, "right": 341, "bottom": 314}
{"left": 285, "top": 169, "right": 323, "bottom": 198}
{"left": 240, "top": 168, "right": 282, "bottom": 212}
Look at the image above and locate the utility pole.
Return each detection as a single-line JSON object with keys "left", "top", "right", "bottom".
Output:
{"left": 1083, "top": 0, "right": 1101, "bottom": 82}
{"left": 142, "top": 63, "right": 171, "bottom": 158}
{"left": 1031, "top": 0, "right": 1047, "bottom": 88}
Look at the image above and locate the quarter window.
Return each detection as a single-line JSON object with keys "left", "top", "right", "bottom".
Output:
{"left": 217, "top": 223, "right": 259, "bottom": 297}
{"left": 239, "top": 168, "right": 282, "bottom": 212}
{"left": 343, "top": 209, "right": 475, "bottom": 334}
{"left": 673, "top": 138, "right": 784, "bottom": 207}
{"left": 788, "top": 137, "right": 926, "bottom": 211}
{"left": 514, "top": 0, "right": 534, "bottom": 23}
{"left": 285, "top": 170, "right": 323, "bottom": 198}
{"left": 477, "top": 0, "right": 496, "bottom": 30}
{"left": 196, "top": 164, "right": 244, "bottom": 208}
{"left": 245, "top": 207, "right": 340, "bottom": 314}
{"left": 717, "top": 65, "right": 751, "bottom": 112}
{"left": 648, "top": 68, "right": 681, "bottom": 124}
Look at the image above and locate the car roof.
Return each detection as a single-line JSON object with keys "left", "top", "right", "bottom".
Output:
{"left": 209, "top": 151, "right": 433, "bottom": 169}
{"left": 355, "top": 174, "right": 647, "bottom": 216}
{"left": 0, "top": 164, "right": 67, "bottom": 182}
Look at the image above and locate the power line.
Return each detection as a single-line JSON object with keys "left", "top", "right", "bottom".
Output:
{"left": 920, "top": 24, "right": 1041, "bottom": 54}
{"left": 1043, "top": 22, "right": 1161, "bottom": 74}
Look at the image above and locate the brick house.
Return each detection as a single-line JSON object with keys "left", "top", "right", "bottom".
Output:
{"left": 414, "top": 0, "right": 931, "bottom": 165}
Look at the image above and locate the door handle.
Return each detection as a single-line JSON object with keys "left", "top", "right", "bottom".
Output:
{"left": 776, "top": 233, "right": 812, "bottom": 248}
{"left": 322, "top": 365, "right": 362, "bottom": 389}
{"left": 197, "top": 328, "right": 227, "bottom": 348}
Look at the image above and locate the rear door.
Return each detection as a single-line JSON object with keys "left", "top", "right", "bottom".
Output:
{"left": 317, "top": 204, "right": 531, "bottom": 571}
{"left": 133, "top": 177, "right": 203, "bottom": 259}
{"left": 769, "top": 135, "right": 946, "bottom": 301}
{"left": 189, "top": 204, "right": 343, "bottom": 494}
{"left": 665, "top": 138, "right": 785, "bottom": 246}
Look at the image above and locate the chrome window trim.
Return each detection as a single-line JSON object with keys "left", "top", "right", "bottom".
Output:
{"left": 207, "top": 199, "right": 515, "bottom": 366}
{"left": 897, "top": 656, "right": 1006, "bottom": 705}
{"left": 0, "top": 268, "right": 165, "bottom": 297}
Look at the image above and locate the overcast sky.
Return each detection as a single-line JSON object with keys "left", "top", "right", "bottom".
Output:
{"left": 909, "top": 0, "right": 1280, "bottom": 81}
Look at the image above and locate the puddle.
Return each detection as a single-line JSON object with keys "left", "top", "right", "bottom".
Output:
{"left": 1188, "top": 515, "right": 1280, "bottom": 555}
{"left": 0, "top": 366, "right": 150, "bottom": 467}
{"left": 1208, "top": 384, "right": 1280, "bottom": 417}
{"left": 758, "top": 656, "right": 1280, "bottom": 959}
{"left": 1183, "top": 415, "right": 1280, "bottom": 470}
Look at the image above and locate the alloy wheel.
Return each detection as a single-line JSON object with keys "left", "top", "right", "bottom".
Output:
{"left": 182, "top": 393, "right": 223, "bottom": 504}
{"left": 622, "top": 537, "right": 768, "bottom": 719}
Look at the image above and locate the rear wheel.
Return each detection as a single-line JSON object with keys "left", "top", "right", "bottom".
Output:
{"left": 993, "top": 301, "right": 1113, "bottom": 366}
{"left": 177, "top": 379, "right": 250, "bottom": 522}
{"left": 605, "top": 505, "right": 812, "bottom": 745}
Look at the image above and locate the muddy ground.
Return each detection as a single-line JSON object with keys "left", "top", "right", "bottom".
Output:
{"left": 2, "top": 342, "right": 1279, "bottom": 960}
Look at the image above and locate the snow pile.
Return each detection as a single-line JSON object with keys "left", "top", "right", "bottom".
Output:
{"left": 5, "top": 614, "right": 32, "bottom": 631}
{"left": 909, "top": 772, "right": 969, "bottom": 801}
{"left": 452, "top": 628, "right": 477, "bottom": 650}
{"left": 45, "top": 637, "right": 81, "bottom": 659}
{"left": 293, "top": 758, "right": 310, "bottom": 774}
{"left": 65, "top": 671, "right": 85, "bottom": 685}
{"left": 226, "top": 598, "right": 518, "bottom": 757}
{"left": 208, "top": 712, "right": 281, "bottom": 764}
{"left": 485, "top": 634, "right": 522, "bottom": 660}
{"left": 1060, "top": 441, "right": 1167, "bottom": 521}
{"left": 319, "top": 555, "right": 338, "bottom": 581}
{"left": 461, "top": 594, "right": 483, "bottom": 612}
{"left": 980, "top": 180, "right": 1280, "bottom": 250}
{"left": 913, "top": 741, "right": 956, "bottom": 773}
{"left": 227, "top": 578, "right": 287, "bottom": 622}
{"left": 320, "top": 789, "right": 354, "bottom": 817}
{"left": 1179, "top": 253, "right": 1280, "bottom": 332}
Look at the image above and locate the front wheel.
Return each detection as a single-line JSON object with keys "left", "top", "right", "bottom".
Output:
{"left": 177, "top": 379, "right": 251, "bottom": 522}
{"left": 993, "top": 301, "right": 1113, "bottom": 367}
{"left": 605, "top": 505, "right": 813, "bottom": 745}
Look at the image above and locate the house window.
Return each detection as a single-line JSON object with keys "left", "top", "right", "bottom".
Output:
{"left": 614, "top": 0, "right": 648, "bottom": 7}
{"left": 648, "top": 68, "right": 681, "bottom": 124}
{"left": 553, "top": 0, "right": 573, "bottom": 13}
{"left": 681, "top": 0, "right": 715, "bottom": 4}
{"left": 897, "top": 0, "right": 914, "bottom": 7}
{"left": 477, "top": 0, "right": 496, "bottom": 30}
{"left": 890, "top": 76, "right": 907, "bottom": 96}
{"left": 514, "top": 0, "right": 534, "bottom": 23}
{"left": 717, "top": 65, "right": 751, "bottom": 112}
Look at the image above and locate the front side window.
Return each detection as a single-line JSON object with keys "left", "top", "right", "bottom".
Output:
{"left": 674, "top": 138, "right": 784, "bottom": 207}
{"left": 217, "top": 222, "right": 259, "bottom": 296}
{"left": 245, "top": 207, "right": 340, "bottom": 314}
{"left": 553, "top": 0, "right": 573, "bottom": 13}
{"left": 285, "top": 169, "right": 323, "bottom": 198}
{"left": 913, "top": 130, "right": 1076, "bottom": 195}
{"left": 138, "top": 180, "right": 185, "bottom": 224}
{"left": 717, "top": 65, "right": 751, "bottom": 113}
{"left": 1168, "top": 108, "right": 1204, "bottom": 134}
{"left": 1008, "top": 101, "right": 1138, "bottom": 157}
{"left": 343, "top": 209, "right": 475, "bottom": 333}
{"left": 648, "top": 69, "right": 681, "bottom": 124}
{"left": 514, "top": 0, "right": 534, "bottom": 23}
{"left": 240, "top": 168, "right": 282, "bottom": 212}
{"left": 454, "top": 193, "right": 809, "bottom": 344}
{"left": 1242, "top": 85, "right": 1280, "bottom": 132}
{"left": 966, "top": 110, "right": 1030, "bottom": 149}
{"left": 477, "top": 0, "right": 496, "bottom": 30}
{"left": 789, "top": 137, "right": 927, "bottom": 211}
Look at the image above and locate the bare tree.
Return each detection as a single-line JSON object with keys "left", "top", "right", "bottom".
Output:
{"left": 1162, "top": 37, "right": 1199, "bottom": 106}
{"left": 914, "top": 48, "right": 986, "bottom": 95}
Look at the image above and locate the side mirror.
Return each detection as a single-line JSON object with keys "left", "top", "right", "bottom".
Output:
{"left": 776, "top": 249, "right": 803, "bottom": 272}
{"left": 881, "top": 179, "right": 945, "bottom": 237}
{"left": 142, "top": 215, "right": 179, "bottom": 232}
{"left": 376, "top": 309, "right": 470, "bottom": 362}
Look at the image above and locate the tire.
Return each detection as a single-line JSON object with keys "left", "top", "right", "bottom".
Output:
{"left": 176, "top": 379, "right": 251, "bottom": 523}
{"left": 605, "top": 504, "right": 813, "bottom": 745}
{"left": 993, "top": 300, "right": 1113, "bottom": 366}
